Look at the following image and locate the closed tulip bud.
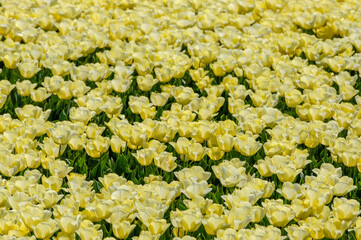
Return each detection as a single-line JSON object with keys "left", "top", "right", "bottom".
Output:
{"left": 33, "top": 219, "right": 59, "bottom": 239}
{"left": 16, "top": 80, "right": 37, "bottom": 97}
{"left": 112, "top": 221, "right": 135, "bottom": 239}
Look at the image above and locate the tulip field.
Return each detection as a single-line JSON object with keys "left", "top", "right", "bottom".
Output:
{"left": 2, "top": 0, "right": 361, "bottom": 239}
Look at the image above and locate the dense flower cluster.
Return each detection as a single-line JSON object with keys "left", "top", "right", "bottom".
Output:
{"left": 0, "top": 0, "right": 361, "bottom": 239}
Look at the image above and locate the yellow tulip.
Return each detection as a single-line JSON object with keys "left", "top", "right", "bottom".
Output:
{"left": 50, "top": 60, "right": 71, "bottom": 77}
{"left": 224, "top": 203, "right": 252, "bottom": 230}
{"left": 70, "top": 65, "right": 89, "bottom": 81}
{"left": 216, "top": 134, "right": 234, "bottom": 152}
{"left": 40, "top": 189, "right": 63, "bottom": 208}
{"left": 70, "top": 80, "right": 91, "bottom": 98}
{"left": 234, "top": 132, "right": 262, "bottom": 156}
{"left": 85, "top": 123, "right": 105, "bottom": 139}
{"left": 332, "top": 197, "right": 361, "bottom": 221}
{"left": 42, "top": 76, "right": 64, "bottom": 93}
{"left": 0, "top": 80, "right": 15, "bottom": 95}
{"left": 212, "top": 158, "right": 247, "bottom": 188}
{"left": 16, "top": 80, "right": 37, "bottom": 97}
{"left": 148, "top": 218, "right": 170, "bottom": 235}
{"left": 277, "top": 182, "right": 301, "bottom": 201}
{"left": 42, "top": 175, "right": 63, "bottom": 192}
{"left": 323, "top": 217, "right": 347, "bottom": 239}
{"left": 33, "top": 219, "right": 59, "bottom": 239}
{"left": 171, "top": 209, "right": 203, "bottom": 232}
{"left": 251, "top": 206, "right": 265, "bottom": 223}
{"left": 354, "top": 217, "right": 361, "bottom": 240}
{"left": 170, "top": 137, "right": 190, "bottom": 155}
{"left": 137, "top": 74, "right": 158, "bottom": 91}
{"left": 48, "top": 159, "right": 73, "bottom": 178}
{"left": 207, "top": 147, "right": 224, "bottom": 161}
{"left": 56, "top": 81, "right": 73, "bottom": 100}
{"left": 333, "top": 176, "right": 357, "bottom": 196}
{"left": 181, "top": 179, "right": 212, "bottom": 199}
{"left": 17, "top": 59, "right": 41, "bottom": 79}
{"left": 84, "top": 136, "right": 110, "bottom": 158}
{"left": 154, "top": 151, "right": 177, "bottom": 172}
{"left": 286, "top": 225, "right": 309, "bottom": 240}
{"left": 110, "top": 135, "right": 127, "bottom": 153}
{"left": 59, "top": 214, "right": 81, "bottom": 234}
{"left": 30, "top": 87, "right": 51, "bottom": 102}
{"left": 68, "top": 133, "right": 87, "bottom": 151}
{"left": 276, "top": 165, "right": 302, "bottom": 183}
{"left": 265, "top": 204, "right": 295, "bottom": 227}
{"left": 20, "top": 204, "right": 52, "bottom": 230}
{"left": 112, "top": 221, "right": 135, "bottom": 239}
{"left": 185, "top": 141, "right": 208, "bottom": 161}
{"left": 174, "top": 166, "right": 211, "bottom": 183}
{"left": 202, "top": 214, "right": 229, "bottom": 235}
{"left": 47, "top": 124, "right": 75, "bottom": 146}
{"left": 132, "top": 149, "right": 154, "bottom": 166}
{"left": 76, "top": 222, "right": 103, "bottom": 240}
